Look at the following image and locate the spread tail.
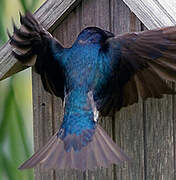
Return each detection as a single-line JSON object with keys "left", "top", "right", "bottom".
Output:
{"left": 19, "top": 125, "right": 128, "bottom": 171}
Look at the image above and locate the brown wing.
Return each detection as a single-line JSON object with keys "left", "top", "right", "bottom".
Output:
{"left": 100, "top": 26, "right": 176, "bottom": 116}
{"left": 9, "top": 12, "right": 65, "bottom": 99}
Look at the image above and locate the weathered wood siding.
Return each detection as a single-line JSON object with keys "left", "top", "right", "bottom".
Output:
{"left": 123, "top": 0, "right": 176, "bottom": 29}
{"left": 32, "top": 0, "right": 175, "bottom": 179}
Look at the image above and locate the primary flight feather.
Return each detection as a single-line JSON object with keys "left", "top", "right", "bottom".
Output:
{"left": 9, "top": 12, "right": 176, "bottom": 170}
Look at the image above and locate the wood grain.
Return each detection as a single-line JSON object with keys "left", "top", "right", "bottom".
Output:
{"left": 32, "top": 69, "right": 55, "bottom": 180}
{"left": 144, "top": 97, "right": 175, "bottom": 180}
{"left": 122, "top": 0, "right": 176, "bottom": 29}
{"left": 0, "top": 0, "right": 81, "bottom": 81}
{"left": 110, "top": 1, "right": 145, "bottom": 179}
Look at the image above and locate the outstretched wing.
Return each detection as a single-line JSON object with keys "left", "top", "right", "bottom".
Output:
{"left": 9, "top": 12, "right": 65, "bottom": 99}
{"left": 99, "top": 26, "right": 176, "bottom": 116}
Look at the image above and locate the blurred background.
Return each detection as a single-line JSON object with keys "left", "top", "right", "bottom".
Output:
{"left": 0, "top": 0, "right": 45, "bottom": 179}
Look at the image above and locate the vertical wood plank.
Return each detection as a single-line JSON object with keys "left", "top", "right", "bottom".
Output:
{"left": 32, "top": 69, "right": 54, "bottom": 180}
{"left": 111, "top": 1, "right": 145, "bottom": 180}
{"left": 144, "top": 94, "right": 175, "bottom": 179}
{"left": 173, "top": 88, "right": 176, "bottom": 180}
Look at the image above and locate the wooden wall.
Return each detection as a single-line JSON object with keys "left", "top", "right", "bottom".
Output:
{"left": 32, "top": 0, "right": 175, "bottom": 179}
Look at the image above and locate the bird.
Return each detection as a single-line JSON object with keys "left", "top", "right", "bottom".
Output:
{"left": 8, "top": 12, "right": 176, "bottom": 171}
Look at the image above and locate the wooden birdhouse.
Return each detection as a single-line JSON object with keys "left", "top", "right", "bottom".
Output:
{"left": 0, "top": 0, "right": 176, "bottom": 179}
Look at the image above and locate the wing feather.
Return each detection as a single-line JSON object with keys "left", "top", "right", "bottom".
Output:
{"left": 99, "top": 26, "right": 176, "bottom": 116}
{"left": 9, "top": 12, "right": 65, "bottom": 99}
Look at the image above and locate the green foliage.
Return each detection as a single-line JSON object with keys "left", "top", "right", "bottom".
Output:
{"left": 0, "top": 0, "right": 44, "bottom": 179}
{"left": 19, "top": 0, "right": 38, "bottom": 12}
{"left": 0, "top": 78, "right": 34, "bottom": 180}
{"left": 0, "top": 0, "right": 7, "bottom": 46}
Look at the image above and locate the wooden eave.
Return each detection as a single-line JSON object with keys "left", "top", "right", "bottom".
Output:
{"left": 123, "top": 0, "right": 176, "bottom": 29}
{"left": 0, "top": 0, "right": 176, "bottom": 80}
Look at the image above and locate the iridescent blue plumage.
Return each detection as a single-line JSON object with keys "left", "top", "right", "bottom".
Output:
{"left": 13, "top": 13, "right": 176, "bottom": 170}
{"left": 10, "top": 14, "right": 129, "bottom": 170}
{"left": 52, "top": 30, "right": 114, "bottom": 152}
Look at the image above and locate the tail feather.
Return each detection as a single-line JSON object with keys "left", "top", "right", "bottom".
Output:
{"left": 97, "top": 125, "right": 128, "bottom": 163}
{"left": 19, "top": 132, "right": 58, "bottom": 169}
{"left": 19, "top": 125, "right": 128, "bottom": 171}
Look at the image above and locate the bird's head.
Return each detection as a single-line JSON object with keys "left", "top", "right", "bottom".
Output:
{"left": 76, "top": 27, "right": 114, "bottom": 45}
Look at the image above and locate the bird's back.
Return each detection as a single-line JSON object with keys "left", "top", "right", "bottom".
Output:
{"left": 10, "top": 13, "right": 128, "bottom": 170}
{"left": 62, "top": 43, "right": 101, "bottom": 92}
